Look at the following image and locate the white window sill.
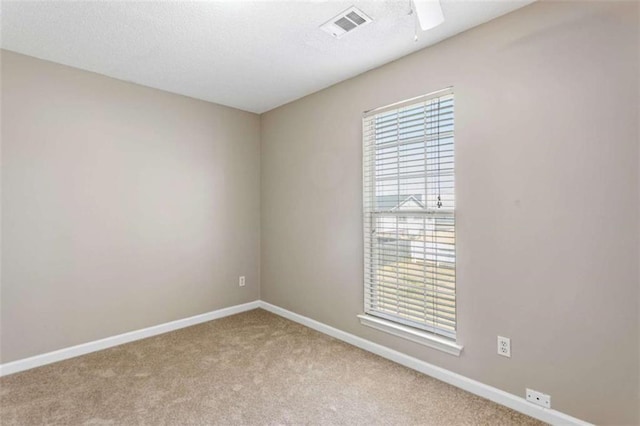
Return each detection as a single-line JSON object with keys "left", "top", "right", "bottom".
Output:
{"left": 357, "top": 314, "right": 463, "bottom": 356}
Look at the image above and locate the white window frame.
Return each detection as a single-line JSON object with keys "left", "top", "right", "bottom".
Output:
{"left": 359, "top": 88, "right": 462, "bottom": 356}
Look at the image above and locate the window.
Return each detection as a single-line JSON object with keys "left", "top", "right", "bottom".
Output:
{"left": 361, "top": 88, "right": 457, "bottom": 350}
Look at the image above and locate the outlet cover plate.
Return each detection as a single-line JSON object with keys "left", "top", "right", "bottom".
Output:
{"left": 497, "top": 336, "right": 511, "bottom": 357}
{"left": 526, "top": 388, "right": 551, "bottom": 408}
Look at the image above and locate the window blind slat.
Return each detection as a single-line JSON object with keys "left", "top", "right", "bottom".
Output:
{"left": 363, "top": 89, "right": 456, "bottom": 340}
{"left": 367, "top": 288, "right": 456, "bottom": 304}
{"left": 365, "top": 292, "right": 456, "bottom": 313}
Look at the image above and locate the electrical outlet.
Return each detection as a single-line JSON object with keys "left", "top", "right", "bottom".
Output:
{"left": 239, "top": 276, "right": 245, "bottom": 287}
{"left": 497, "top": 336, "right": 511, "bottom": 357}
{"left": 526, "top": 388, "right": 551, "bottom": 408}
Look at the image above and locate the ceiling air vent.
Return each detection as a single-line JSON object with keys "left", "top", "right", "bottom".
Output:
{"left": 320, "top": 6, "right": 372, "bottom": 39}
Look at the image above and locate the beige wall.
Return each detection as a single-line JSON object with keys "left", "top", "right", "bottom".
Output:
{"left": 260, "top": 2, "right": 639, "bottom": 424}
{"left": 0, "top": 51, "right": 261, "bottom": 363}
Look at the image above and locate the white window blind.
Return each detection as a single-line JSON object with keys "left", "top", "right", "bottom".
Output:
{"left": 363, "top": 88, "right": 456, "bottom": 340}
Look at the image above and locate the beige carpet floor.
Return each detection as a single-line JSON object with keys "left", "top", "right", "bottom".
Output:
{"left": 0, "top": 309, "right": 544, "bottom": 425}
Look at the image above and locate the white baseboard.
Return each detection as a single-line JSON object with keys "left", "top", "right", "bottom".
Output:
{"left": 0, "top": 300, "right": 261, "bottom": 377}
{"left": 258, "top": 301, "right": 591, "bottom": 426}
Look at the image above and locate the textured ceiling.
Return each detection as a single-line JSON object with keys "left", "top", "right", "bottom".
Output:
{"left": 1, "top": 1, "right": 534, "bottom": 113}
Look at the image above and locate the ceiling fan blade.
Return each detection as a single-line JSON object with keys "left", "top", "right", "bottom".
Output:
{"left": 412, "top": 0, "right": 445, "bottom": 31}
